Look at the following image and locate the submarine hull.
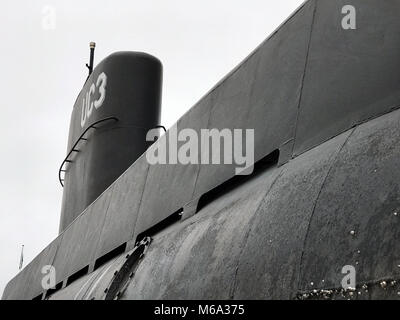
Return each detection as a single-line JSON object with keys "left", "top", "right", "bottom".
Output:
{"left": 46, "top": 108, "right": 400, "bottom": 300}
{"left": 3, "top": 0, "right": 400, "bottom": 300}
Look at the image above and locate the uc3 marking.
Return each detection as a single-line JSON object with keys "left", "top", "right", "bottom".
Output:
{"left": 81, "top": 72, "right": 107, "bottom": 127}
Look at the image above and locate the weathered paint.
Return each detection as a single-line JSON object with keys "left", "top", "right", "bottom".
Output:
{"left": 3, "top": 0, "right": 400, "bottom": 300}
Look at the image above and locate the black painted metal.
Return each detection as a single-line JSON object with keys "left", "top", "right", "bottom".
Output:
{"left": 59, "top": 51, "right": 162, "bottom": 233}
{"left": 86, "top": 42, "right": 96, "bottom": 76}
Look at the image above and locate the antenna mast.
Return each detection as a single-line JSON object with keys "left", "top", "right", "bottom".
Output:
{"left": 86, "top": 42, "right": 96, "bottom": 76}
{"left": 19, "top": 245, "right": 24, "bottom": 271}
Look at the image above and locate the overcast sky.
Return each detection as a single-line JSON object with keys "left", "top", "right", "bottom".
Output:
{"left": 0, "top": 0, "right": 303, "bottom": 297}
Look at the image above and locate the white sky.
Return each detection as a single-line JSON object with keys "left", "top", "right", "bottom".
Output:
{"left": 0, "top": 0, "right": 304, "bottom": 297}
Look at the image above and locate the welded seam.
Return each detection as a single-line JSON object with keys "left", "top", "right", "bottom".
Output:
{"left": 130, "top": 164, "right": 151, "bottom": 240}
{"left": 92, "top": 186, "right": 115, "bottom": 263}
{"left": 243, "top": 52, "right": 263, "bottom": 125}
{"left": 35, "top": 235, "right": 65, "bottom": 299}
{"left": 191, "top": 0, "right": 311, "bottom": 102}
{"left": 190, "top": 98, "right": 214, "bottom": 200}
{"left": 191, "top": 57, "right": 260, "bottom": 201}
{"left": 293, "top": 104, "right": 400, "bottom": 160}
{"left": 295, "top": 126, "right": 357, "bottom": 295}
{"left": 229, "top": 167, "right": 286, "bottom": 299}
{"left": 73, "top": 270, "right": 98, "bottom": 300}
{"left": 46, "top": 191, "right": 112, "bottom": 298}
{"left": 291, "top": 0, "right": 317, "bottom": 157}
{"left": 49, "top": 235, "right": 64, "bottom": 283}
{"left": 84, "top": 263, "right": 114, "bottom": 300}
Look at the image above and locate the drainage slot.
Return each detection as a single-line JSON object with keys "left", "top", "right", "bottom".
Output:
{"left": 66, "top": 265, "right": 89, "bottom": 286}
{"left": 135, "top": 208, "right": 183, "bottom": 244}
{"left": 44, "top": 281, "right": 63, "bottom": 299}
{"left": 94, "top": 242, "right": 127, "bottom": 271}
{"left": 32, "top": 293, "right": 43, "bottom": 301}
{"left": 197, "top": 149, "right": 280, "bottom": 213}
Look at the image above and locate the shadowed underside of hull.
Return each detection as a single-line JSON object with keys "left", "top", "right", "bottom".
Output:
{"left": 3, "top": 0, "right": 400, "bottom": 300}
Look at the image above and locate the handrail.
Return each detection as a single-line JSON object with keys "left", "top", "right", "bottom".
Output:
{"left": 150, "top": 125, "right": 167, "bottom": 142}
{"left": 58, "top": 119, "right": 166, "bottom": 187}
{"left": 153, "top": 125, "right": 166, "bottom": 133}
{"left": 58, "top": 116, "right": 119, "bottom": 187}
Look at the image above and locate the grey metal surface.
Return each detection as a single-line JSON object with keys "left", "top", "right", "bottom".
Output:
{"left": 44, "top": 108, "right": 398, "bottom": 300}
{"left": 2, "top": 236, "right": 62, "bottom": 300}
{"left": 119, "top": 109, "right": 400, "bottom": 300}
{"left": 299, "top": 109, "right": 400, "bottom": 292}
{"left": 4, "top": 106, "right": 400, "bottom": 300}
{"left": 47, "top": 238, "right": 151, "bottom": 300}
{"left": 193, "top": 0, "right": 315, "bottom": 197}
{"left": 54, "top": 187, "right": 114, "bottom": 282}
{"left": 48, "top": 250, "right": 128, "bottom": 300}
{"left": 293, "top": 0, "right": 400, "bottom": 155}
{"left": 133, "top": 93, "right": 216, "bottom": 237}
{"left": 3, "top": 0, "right": 400, "bottom": 299}
{"left": 95, "top": 155, "right": 149, "bottom": 257}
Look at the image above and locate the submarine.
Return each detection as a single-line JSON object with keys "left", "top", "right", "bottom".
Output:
{"left": 2, "top": 0, "right": 400, "bottom": 300}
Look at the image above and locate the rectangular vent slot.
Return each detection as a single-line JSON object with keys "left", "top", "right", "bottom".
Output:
{"left": 196, "top": 149, "right": 280, "bottom": 213}
{"left": 94, "top": 242, "right": 127, "bottom": 271}
{"left": 66, "top": 265, "right": 89, "bottom": 286}
{"left": 44, "top": 281, "right": 63, "bottom": 299}
{"left": 135, "top": 208, "right": 183, "bottom": 244}
{"left": 32, "top": 293, "right": 43, "bottom": 301}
